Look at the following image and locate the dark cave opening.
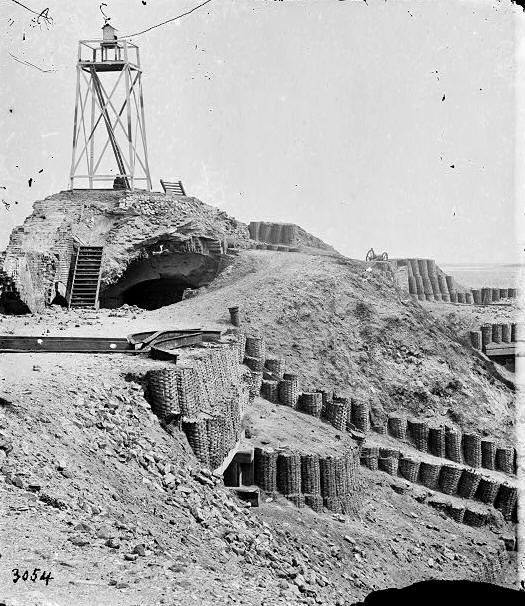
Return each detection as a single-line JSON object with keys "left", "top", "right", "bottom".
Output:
{"left": 121, "top": 277, "right": 194, "bottom": 311}
{"left": 99, "top": 252, "right": 220, "bottom": 310}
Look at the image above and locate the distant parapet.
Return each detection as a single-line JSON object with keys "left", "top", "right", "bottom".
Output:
{"left": 248, "top": 221, "right": 336, "bottom": 252}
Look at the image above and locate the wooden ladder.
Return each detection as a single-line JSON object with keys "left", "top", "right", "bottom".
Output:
{"left": 68, "top": 246, "right": 104, "bottom": 309}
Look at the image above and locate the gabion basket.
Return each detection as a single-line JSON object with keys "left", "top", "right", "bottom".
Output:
{"left": 298, "top": 392, "right": 323, "bottom": 418}
{"left": 245, "top": 335, "right": 266, "bottom": 359}
{"left": 463, "top": 506, "right": 487, "bottom": 528}
{"left": 407, "top": 419, "right": 429, "bottom": 452}
{"left": 254, "top": 447, "right": 278, "bottom": 493}
{"left": 418, "top": 461, "right": 441, "bottom": 489}
{"left": 351, "top": 400, "right": 371, "bottom": 433}
{"left": 378, "top": 456, "right": 398, "bottom": 476}
{"left": 277, "top": 378, "right": 299, "bottom": 408}
{"left": 326, "top": 400, "right": 348, "bottom": 431}
{"left": 445, "top": 428, "right": 462, "bottom": 463}
{"left": 244, "top": 355, "right": 265, "bottom": 372}
{"left": 428, "top": 426, "right": 445, "bottom": 458}
{"left": 182, "top": 418, "right": 210, "bottom": 467}
{"left": 481, "top": 439, "right": 496, "bottom": 470}
{"left": 447, "top": 503, "right": 465, "bottom": 523}
{"left": 304, "top": 493, "right": 324, "bottom": 512}
{"left": 398, "top": 456, "right": 420, "bottom": 483}
{"left": 277, "top": 452, "right": 302, "bottom": 495}
{"left": 457, "top": 469, "right": 481, "bottom": 499}
{"left": 388, "top": 415, "right": 407, "bottom": 440}
{"left": 495, "top": 483, "right": 517, "bottom": 520}
{"left": 495, "top": 446, "right": 513, "bottom": 475}
{"left": 319, "top": 456, "right": 338, "bottom": 498}
{"left": 146, "top": 368, "right": 181, "bottom": 420}
{"left": 264, "top": 357, "right": 285, "bottom": 379}
{"left": 438, "top": 464, "right": 462, "bottom": 495}
{"left": 475, "top": 477, "right": 500, "bottom": 505}
{"left": 462, "top": 433, "right": 482, "bottom": 468}
{"left": 301, "top": 453, "right": 321, "bottom": 495}
{"left": 261, "top": 379, "right": 278, "bottom": 403}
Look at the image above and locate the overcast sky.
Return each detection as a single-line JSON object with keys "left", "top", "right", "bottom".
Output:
{"left": 0, "top": 0, "right": 522, "bottom": 264}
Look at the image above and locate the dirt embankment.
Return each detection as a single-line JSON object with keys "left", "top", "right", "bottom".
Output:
{"left": 0, "top": 351, "right": 514, "bottom": 606}
{"left": 146, "top": 250, "right": 515, "bottom": 442}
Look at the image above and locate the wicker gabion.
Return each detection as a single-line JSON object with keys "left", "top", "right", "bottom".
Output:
{"left": 457, "top": 469, "right": 481, "bottom": 499}
{"left": 463, "top": 506, "right": 487, "bottom": 528}
{"left": 245, "top": 335, "right": 266, "bottom": 359}
{"left": 471, "top": 289, "right": 481, "bottom": 304}
{"left": 326, "top": 399, "right": 348, "bottom": 432}
{"left": 491, "top": 323, "right": 502, "bottom": 344}
{"left": 323, "top": 496, "right": 343, "bottom": 513}
{"left": 428, "top": 426, "right": 446, "bottom": 458}
{"left": 378, "top": 456, "right": 398, "bottom": 476}
{"left": 146, "top": 368, "right": 181, "bottom": 420}
{"left": 398, "top": 456, "right": 420, "bottom": 483}
{"left": 438, "top": 464, "right": 462, "bottom": 495}
{"left": 304, "top": 494, "right": 324, "bottom": 512}
{"left": 317, "top": 389, "right": 333, "bottom": 418}
{"left": 264, "top": 357, "right": 285, "bottom": 379}
{"left": 387, "top": 415, "right": 407, "bottom": 440}
{"left": 277, "top": 452, "right": 302, "bottom": 495}
{"left": 249, "top": 371, "right": 263, "bottom": 399}
{"left": 407, "top": 419, "right": 429, "bottom": 452}
{"left": 418, "top": 461, "right": 441, "bottom": 489}
{"left": 278, "top": 376, "right": 299, "bottom": 408}
{"left": 495, "top": 446, "right": 514, "bottom": 475}
{"left": 182, "top": 418, "right": 210, "bottom": 466}
{"left": 481, "top": 439, "right": 496, "bottom": 470}
{"left": 445, "top": 428, "right": 462, "bottom": 463}
{"left": 298, "top": 392, "right": 323, "bottom": 418}
{"left": 351, "top": 400, "right": 371, "bottom": 433}
{"left": 254, "top": 447, "right": 278, "bottom": 493}
{"left": 206, "top": 415, "right": 226, "bottom": 469}
{"left": 319, "top": 456, "right": 339, "bottom": 498}
{"left": 495, "top": 483, "right": 517, "bottom": 520}
{"left": 469, "top": 331, "right": 482, "bottom": 350}
{"left": 462, "top": 433, "right": 482, "bottom": 468}
{"left": 244, "top": 355, "right": 265, "bottom": 372}
{"left": 261, "top": 379, "right": 278, "bottom": 403}
{"left": 501, "top": 323, "right": 511, "bottom": 343}
{"left": 447, "top": 503, "right": 465, "bottom": 523}
{"left": 228, "top": 306, "right": 241, "bottom": 327}
{"left": 480, "top": 324, "right": 492, "bottom": 347}
{"left": 475, "top": 477, "right": 500, "bottom": 505}
{"left": 301, "top": 453, "right": 321, "bottom": 495}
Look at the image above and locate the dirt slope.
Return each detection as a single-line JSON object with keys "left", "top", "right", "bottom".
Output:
{"left": 145, "top": 250, "right": 514, "bottom": 441}
{"left": 0, "top": 352, "right": 514, "bottom": 606}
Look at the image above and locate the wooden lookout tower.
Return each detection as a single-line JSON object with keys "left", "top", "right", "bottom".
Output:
{"left": 69, "top": 25, "right": 152, "bottom": 190}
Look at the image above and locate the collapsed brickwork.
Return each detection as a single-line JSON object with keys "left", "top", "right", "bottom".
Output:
{"left": 1, "top": 190, "right": 333, "bottom": 314}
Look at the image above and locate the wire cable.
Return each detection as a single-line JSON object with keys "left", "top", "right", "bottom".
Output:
{"left": 122, "top": 0, "right": 213, "bottom": 38}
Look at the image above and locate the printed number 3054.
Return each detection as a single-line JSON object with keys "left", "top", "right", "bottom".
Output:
{"left": 12, "top": 568, "right": 53, "bottom": 585}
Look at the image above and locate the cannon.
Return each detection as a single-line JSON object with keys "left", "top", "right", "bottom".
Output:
{"left": 366, "top": 248, "right": 388, "bottom": 262}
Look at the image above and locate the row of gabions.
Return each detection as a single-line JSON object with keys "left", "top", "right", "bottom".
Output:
{"left": 254, "top": 448, "right": 361, "bottom": 514}
{"left": 243, "top": 334, "right": 371, "bottom": 432}
{"left": 361, "top": 445, "right": 517, "bottom": 523}
{"left": 470, "top": 322, "right": 520, "bottom": 350}
{"left": 384, "top": 414, "right": 515, "bottom": 476}
{"left": 398, "top": 258, "right": 519, "bottom": 303}
{"left": 145, "top": 343, "right": 250, "bottom": 469}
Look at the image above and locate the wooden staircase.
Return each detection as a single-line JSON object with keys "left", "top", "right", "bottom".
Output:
{"left": 68, "top": 246, "right": 103, "bottom": 309}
